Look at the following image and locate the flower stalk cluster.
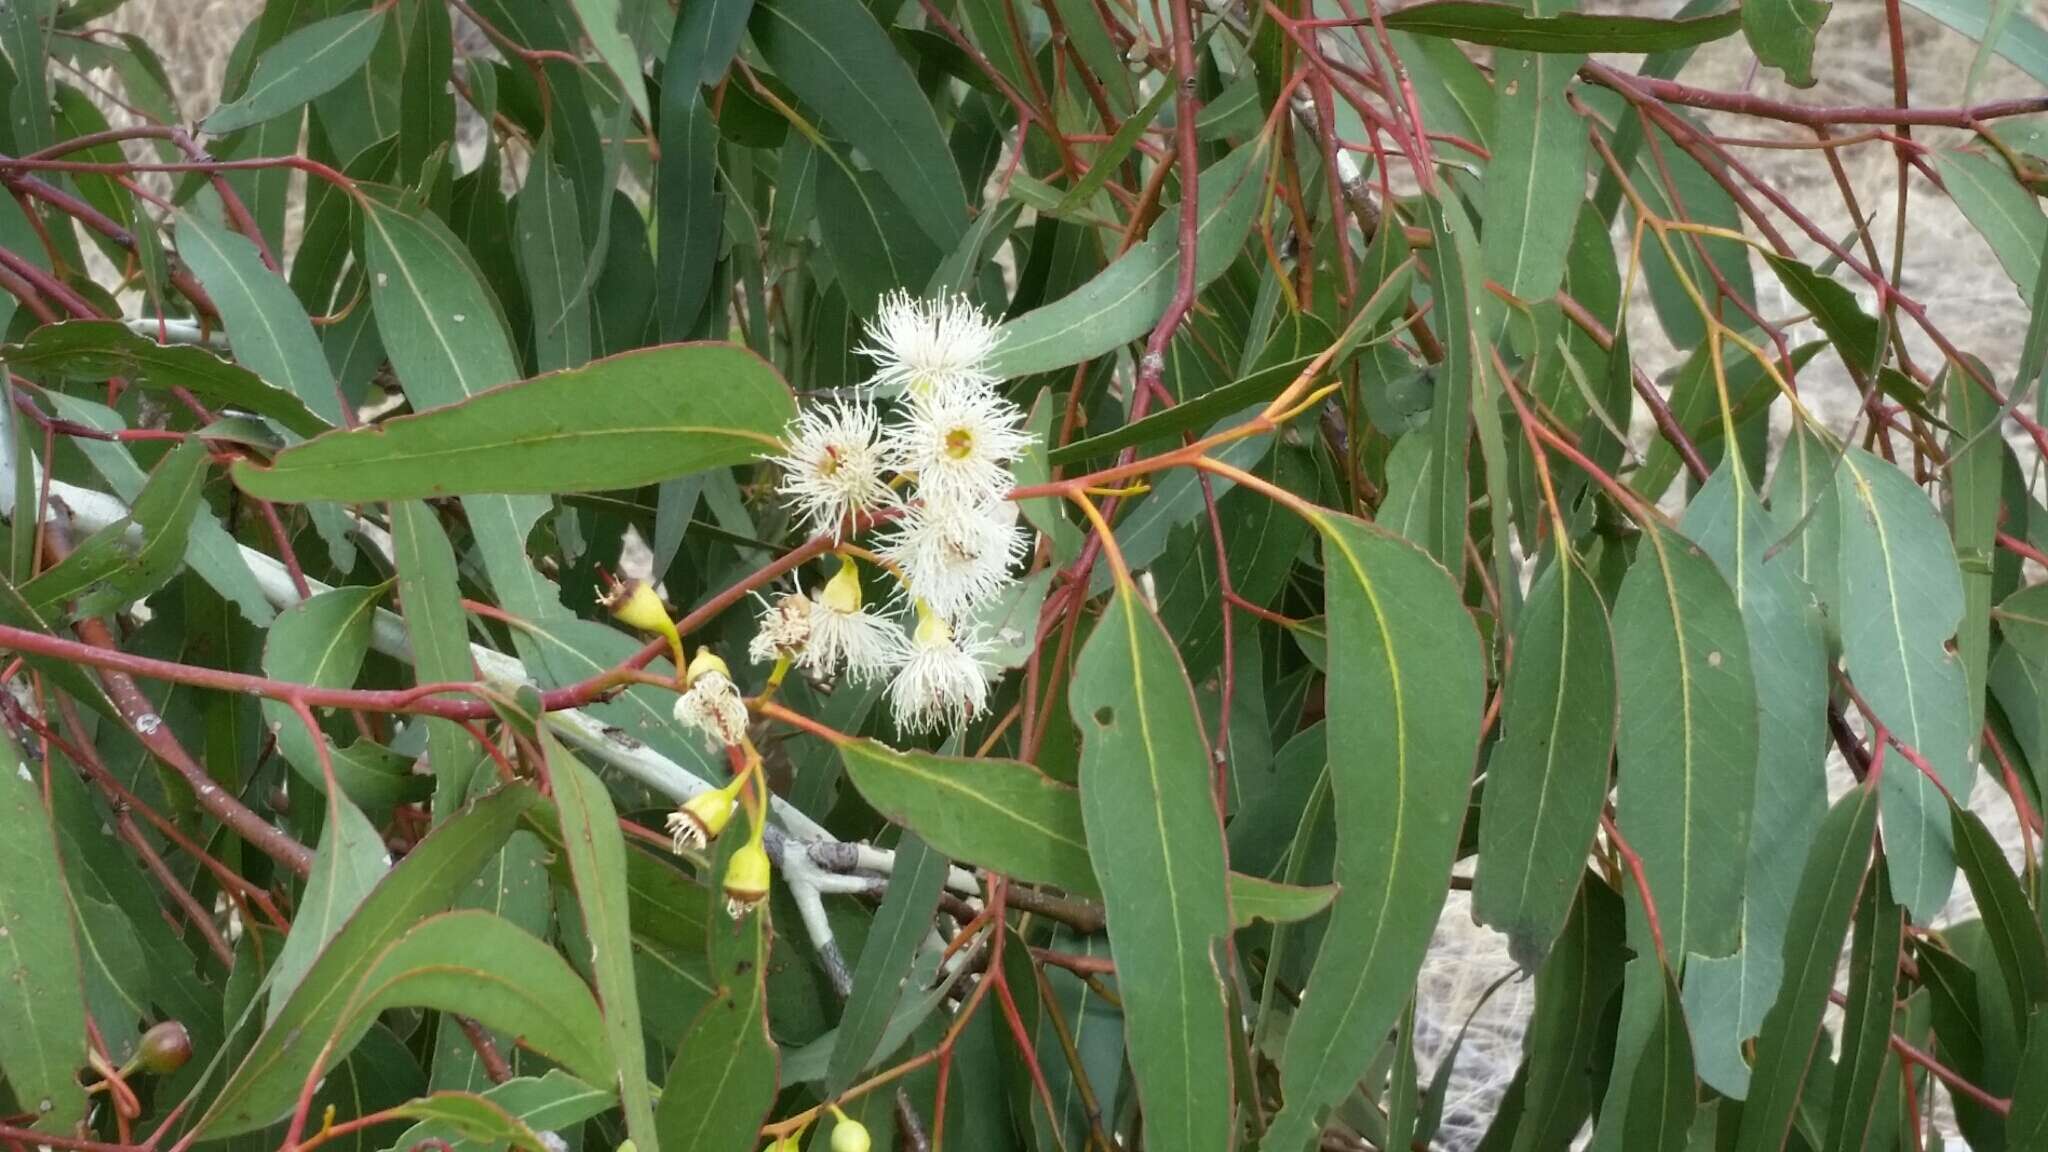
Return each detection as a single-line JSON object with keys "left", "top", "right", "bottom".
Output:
{"left": 761, "top": 291, "right": 1031, "bottom": 736}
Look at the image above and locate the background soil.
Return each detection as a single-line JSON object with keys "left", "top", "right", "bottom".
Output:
{"left": 90, "top": 1, "right": 2048, "bottom": 1146}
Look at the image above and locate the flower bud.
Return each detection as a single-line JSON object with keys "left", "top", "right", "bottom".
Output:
{"left": 722, "top": 839, "right": 772, "bottom": 919}
{"left": 762, "top": 1138, "right": 803, "bottom": 1152}
{"left": 828, "top": 1118, "right": 870, "bottom": 1152}
{"left": 685, "top": 648, "right": 732, "bottom": 686}
{"left": 820, "top": 558, "right": 863, "bottom": 616}
{"left": 136, "top": 1020, "right": 192, "bottom": 1075}
{"left": 602, "top": 580, "right": 672, "bottom": 635}
{"left": 666, "top": 779, "right": 743, "bottom": 852}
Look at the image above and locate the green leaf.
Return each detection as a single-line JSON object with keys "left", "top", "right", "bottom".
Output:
{"left": 816, "top": 154, "right": 945, "bottom": 318}
{"left": 7, "top": 320, "right": 329, "bottom": 438}
{"left": 1825, "top": 868, "right": 1903, "bottom": 1152}
{"left": 1474, "top": 554, "right": 1616, "bottom": 970}
{"left": 1954, "top": 805, "right": 2048, "bottom": 1029}
{"left": 1420, "top": 189, "right": 1480, "bottom": 573}
{"left": 178, "top": 209, "right": 347, "bottom": 427}
{"left": 351, "top": 194, "right": 557, "bottom": 623}
{"left": 515, "top": 147, "right": 590, "bottom": 373}
{"left": 1678, "top": 463, "right": 1831, "bottom": 1098}
{"left": 268, "top": 783, "right": 390, "bottom": 1024}
{"left": 391, "top": 1072, "right": 612, "bottom": 1152}
{"left": 537, "top": 731, "right": 658, "bottom": 1152}
{"left": 0, "top": 735, "right": 88, "bottom": 1131}
{"left": 1762, "top": 254, "right": 1882, "bottom": 379}
{"left": 1936, "top": 148, "right": 2048, "bottom": 305}
{"left": 1906, "top": 0, "right": 2048, "bottom": 89}
{"left": 1069, "top": 581, "right": 1233, "bottom": 1152}
{"left": 1835, "top": 447, "right": 1973, "bottom": 922}
{"left": 386, "top": 1092, "right": 553, "bottom": 1152}
{"left": 391, "top": 501, "right": 480, "bottom": 821}
{"left": 197, "top": 786, "right": 534, "bottom": 1137}
{"left": 838, "top": 738, "right": 1101, "bottom": 897}
{"left": 1481, "top": 46, "right": 1586, "bottom": 306}
{"left": 1226, "top": 874, "right": 1338, "bottom": 929}
{"left": 564, "top": 0, "right": 649, "bottom": 123}
{"left": 1951, "top": 367, "right": 2003, "bottom": 747}
{"left": 261, "top": 585, "right": 430, "bottom": 810}
{"left": 232, "top": 343, "right": 793, "bottom": 502}
{"left": 1382, "top": 0, "right": 1742, "bottom": 51}
{"left": 655, "top": 864, "right": 777, "bottom": 1152}
{"left": 1510, "top": 879, "right": 1626, "bottom": 1152}
{"left": 1743, "top": 0, "right": 1832, "bottom": 87}
{"left": 1734, "top": 785, "right": 1877, "bottom": 1152}
{"left": 1622, "top": 965, "right": 1695, "bottom": 1151}
{"left": 990, "top": 142, "right": 1267, "bottom": 377}
{"left": 2014, "top": 1007, "right": 2048, "bottom": 1147}
{"left": 829, "top": 833, "right": 948, "bottom": 1094}
{"left": 1267, "top": 513, "right": 1485, "bottom": 1150}
{"left": 751, "top": 0, "right": 966, "bottom": 247}
{"left": 1612, "top": 524, "right": 1757, "bottom": 961}
{"left": 204, "top": 8, "right": 387, "bottom": 133}
{"left": 22, "top": 437, "right": 208, "bottom": 620}
{"left": 655, "top": 15, "right": 722, "bottom": 340}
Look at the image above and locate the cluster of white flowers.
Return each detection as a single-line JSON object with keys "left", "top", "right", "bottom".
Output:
{"left": 748, "top": 290, "right": 1033, "bottom": 736}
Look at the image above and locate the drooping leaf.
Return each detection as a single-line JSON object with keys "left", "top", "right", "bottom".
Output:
{"left": 563, "top": 0, "right": 649, "bottom": 123}
{"left": 390, "top": 501, "right": 479, "bottom": 820}
{"left": 1418, "top": 189, "right": 1479, "bottom": 572}
{"left": 990, "top": 142, "right": 1268, "bottom": 378}
{"left": 0, "top": 734, "right": 88, "bottom": 1131}
{"left": 1743, "top": 0, "right": 1832, "bottom": 86}
{"left": 1734, "top": 785, "right": 1877, "bottom": 1152}
{"left": 1937, "top": 148, "right": 2048, "bottom": 305}
{"left": 514, "top": 147, "right": 590, "bottom": 373}
{"left": 1678, "top": 463, "right": 1831, "bottom": 1097}
{"left": 196, "top": 787, "right": 534, "bottom": 1136}
{"left": 1481, "top": 43, "right": 1586, "bottom": 308}
{"left": 22, "top": 437, "right": 208, "bottom": 620}
{"left": 1510, "top": 878, "right": 1626, "bottom": 1152}
{"left": 536, "top": 730, "right": 658, "bottom": 1152}
{"left": 267, "top": 783, "right": 390, "bottom": 1023}
{"left": 750, "top": 0, "right": 966, "bottom": 247}
{"left": 828, "top": 833, "right": 948, "bottom": 1094}
{"left": 1612, "top": 523, "right": 1757, "bottom": 962}
{"left": 1266, "top": 513, "right": 1485, "bottom": 1149}
{"left": 1381, "top": 0, "right": 1742, "bottom": 51}
{"left": 1835, "top": 447, "right": 1973, "bottom": 922}
{"left": 655, "top": 9, "right": 723, "bottom": 340}
{"left": 203, "top": 7, "right": 387, "bottom": 133}
{"left": 5, "top": 320, "right": 329, "bottom": 437}
{"left": 178, "top": 209, "right": 348, "bottom": 427}
{"left": 656, "top": 837, "right": 777, "bottom": 1152}
{"left": 1826, "top": 868, "right": 1904, "bottom": 1152}
{"left": 1474, "top": 554, "right": 1617, "bottom": 970}
{"left": 1950, "top": 367, "right": 2003, "bottom": 748}
{"left": 1069, "top": 581, "right": 1233, "bottom": 1152}
{"left": 232, "top": 343, "right": 793, "bottom": 502}
{"left": 259, "top": 585, "right": 430, "bottom": 810}
{"left": 1622, "top": 965, "right": 1696, "bottom": 1151}
{"left": 1953, "top": 805, "right": 2048, "bottom": 1033}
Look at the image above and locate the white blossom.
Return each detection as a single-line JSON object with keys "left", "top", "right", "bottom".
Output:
{"left": 802, "top": 560, "right": 906, "bottom": 684}
{"left": 877, "top": 495, "right": 1029, "bottom": 621}
{"left": 672, "top": 652, "right": 749, "bottom": 750}
{"left": 858, "top": 291, "right": 1002, "bottom": 401}
{"left": 748, "top": 592, "right": 812, "bottom": 666}
{"left": 886, "top": 387, "right": 1031, "bottom": 510}
{"left": 770, "top": 400, "right": 893, "bottom": 539}
{"left": 889, "top": 608, "right": 996, "bottom": 734}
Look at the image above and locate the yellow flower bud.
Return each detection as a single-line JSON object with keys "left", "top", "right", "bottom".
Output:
{"left": 723, "top": 838, "right": 772, "bottom": 919}
{"left": 828, "top": 1118, "right": 870, "bottom": 1152}
{"left": 603, "top": 579, "right": 685, "bottom": 670}
{"left": 762, "top": 1138, "right": 803, "bottom": 1152}
{"left": 911, "top": 600, "right": 950, "bottom": 648}
{"left": 821, "top": 557, "right": 863, "bottom": 615}
{"left": 686, "top": 648, "right": 733, "bottom": 686}
{"left": 666, "top": 779, "right": 743, "bottom": 852}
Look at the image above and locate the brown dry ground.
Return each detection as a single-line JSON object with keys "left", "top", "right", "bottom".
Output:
{"left": 94, "top": 2, "right": 2048, "bottom": 1146}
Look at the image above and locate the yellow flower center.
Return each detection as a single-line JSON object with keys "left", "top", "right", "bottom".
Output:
{"left": 944, "top": 426, "right": 975, "bottom": 460}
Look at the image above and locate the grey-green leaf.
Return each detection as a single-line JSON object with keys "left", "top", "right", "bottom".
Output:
{"left": 204, "top": 8, "right": 387, "bottom": 133}
{"left": 0, "top": 734, "right": 88, "bottom": 1131}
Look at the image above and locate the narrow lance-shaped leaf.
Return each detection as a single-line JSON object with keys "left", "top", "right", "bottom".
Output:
{"left": 1679, "top": 462, "right": 1831, "bottom": 1098}
{"left": 1510, "top": 878, "right": 1627, "bottom": 1152}
{"left": 1481, "top": 40, "right": 1586, "bottom": 309}
{"left": 197, "top": 787, "right": 535, "bottom": 1136}
{"left": 177, "top": 210, "right": 347, "bottom": 426}
{"left": 655, "top": 861, "right": 778, "bottom": 1152}
{"left": 1612, "top": 523, "right": 1757, "bottom": 963}
{"left": 1734, "top": 784, "right": 1878, "bottom": 1152}
{"left": 21, "top": 437, "right": 208, "bottom": 620}
{"left": 1381, "top": 1, "right": 1743, "bottom": 51}
{"left": 391, "top": 501, "right": 481, "bottom": 821}
{"left": 1835, "top": 447, "right": 1973, "bottom": 922}
{"left": 1068, "top": 581, "right": 1233, "bottom": 1152}
{"left": 267, "top": 783, "right": 389, "bottom": 1024}
{"left": 1948, "top": 366, "right": 2002, "bottom": 748}
{"left": 750, "top": 0, "right": 965, "bottom": 247}
{"left": 232, "top": 343, "right": 794, "bottom": 502}
{"left": 5, "top": 320, "right": 329, "bottom": 437}
{"left": 1266, "top": 513, "right": 1485, "bottom": 1150}
{"left": 1418, "top": 190, "right": 1477, "bottom": 572}
{"left": 537, "top": 731, "right": 659, "bottom": 1152}
{"left": 203, "top": 7, "right": 387, "bottom": 133}
{"left": 1473, "top": 553, "right": 1616, "bottom": 970}
{"left": 0, "top": 734, "right": 88, "bottom": 1131}
{"left": 1826, "top": 867, "right": 1904, "bottom": 1152}
{"left": 1953, "top": 805, "right": 2048, "bottom": 1033}
{"left": 1623, "top": 965, "right": 1696, "bottom": 1152}
{"left": 828, "top": 834, "right": 947, "bottom": 1093}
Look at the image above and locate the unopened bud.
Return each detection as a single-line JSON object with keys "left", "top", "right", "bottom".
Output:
{"left": 136, "top": 1020, "right": 191, "bottom": 1075}
{"left": 829, "top": 1118, "right": 870, "bottom": 1152}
